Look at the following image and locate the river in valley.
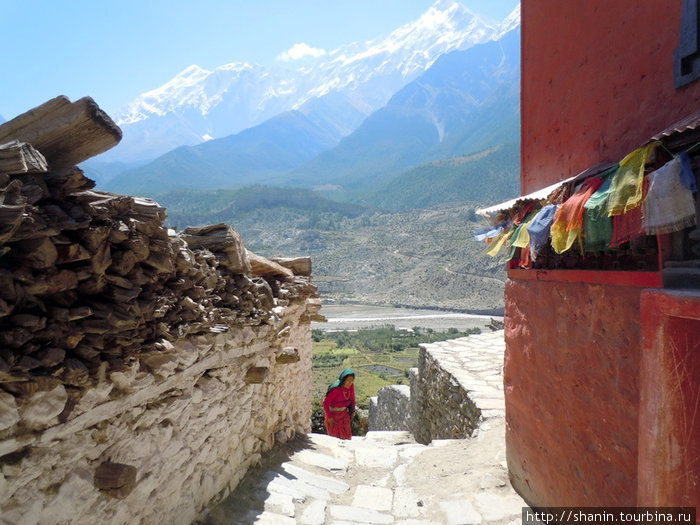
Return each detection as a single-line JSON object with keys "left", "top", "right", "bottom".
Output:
{"left": 312, "top": 303, "right": 502, "bottom": 332}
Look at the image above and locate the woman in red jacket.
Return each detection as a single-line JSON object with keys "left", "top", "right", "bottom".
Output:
{"left": 323, "top": 369, "right": 355, "bottom": 440}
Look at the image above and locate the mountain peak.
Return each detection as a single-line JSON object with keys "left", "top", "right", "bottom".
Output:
{"left": 178, "top": 64, "right": 209, "bottom": 78}
{"left": 431, "top": 0, "right": 479, "bottom": 17}
{"left": 108, "top": 2, "right": 502, "bottom": 161}
{"left": 497, "top": 3, "right": 521, "bottom": 36}
{"left": 414, "top": 0, "right": 486, "bottom": 32}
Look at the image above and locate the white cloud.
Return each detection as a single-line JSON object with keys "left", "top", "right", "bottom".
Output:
{"left": 276, "top": 42, "right": 327, "bottom": 62}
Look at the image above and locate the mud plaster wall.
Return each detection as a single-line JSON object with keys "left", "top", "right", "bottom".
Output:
{"left": 0, "top": 298, "right": 315, "bottom": 525}
{"left": 504, "top": 278, "right": 641, "bottom": 507}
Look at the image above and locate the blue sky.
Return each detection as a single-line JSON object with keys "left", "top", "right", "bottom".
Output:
{"left": 0, "top": 0, "right": 518, "bottom": 120}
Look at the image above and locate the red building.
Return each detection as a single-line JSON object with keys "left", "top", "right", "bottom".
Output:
{"left": 479, "top": 0, "right": 700, "bottom": 513}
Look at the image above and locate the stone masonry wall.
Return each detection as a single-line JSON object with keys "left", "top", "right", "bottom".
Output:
{"left": 412, "top": 343, "right": 482, "bottom": 444}
{"left": 369, "top": 337, "right": 496, "bottom": 443}
{"left": 368, "top": 384, "right": 412, "bottom": 432}
{"left": 0, "top": 297, "right": 316, "bottom": 524}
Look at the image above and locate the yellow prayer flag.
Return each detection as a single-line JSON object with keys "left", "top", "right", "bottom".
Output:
{"left": 607, "top": 142, "right": 658, "bottom": 216}
{"left": 486, "top": 229, "right": 513, "bottom": 256}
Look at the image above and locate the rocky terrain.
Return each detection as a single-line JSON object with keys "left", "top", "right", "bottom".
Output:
{"left": 167, "top": 201, "right": 508, "bottom": 313}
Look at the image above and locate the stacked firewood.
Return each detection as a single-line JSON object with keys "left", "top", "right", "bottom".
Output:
{"left": 0, "top": 97, "right": 319, "bottom": 392}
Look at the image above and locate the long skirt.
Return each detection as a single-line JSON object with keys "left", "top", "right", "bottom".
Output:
{"left": 325, "top": 411, "right": 352, "bottom": 440}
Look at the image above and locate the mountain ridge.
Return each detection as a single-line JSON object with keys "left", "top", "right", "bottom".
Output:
{"left": 283, "top": 26, "right": 520, "bottom": 194}
{"left": 97, "top": 1, "right": 519, "bottom": 163}
{"left": 102, "top": 22, "right": 521, "bottom": 202}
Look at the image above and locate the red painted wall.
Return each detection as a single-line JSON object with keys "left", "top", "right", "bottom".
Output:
{"left": 638, "top": 290, "right": 700, "bottom": 512}
{"left": 509, "top": 0, "right": 700, "bottom": 509}
{"left": 504, "top": 279, "right": 642, "bottom": 506}
{"left": 521, "top": 1, "right": 700, "bottom": 194}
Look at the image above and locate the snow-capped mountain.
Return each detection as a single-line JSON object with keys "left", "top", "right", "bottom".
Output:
{"left": 103, "top": 0, "right": 518, "bottom": 162}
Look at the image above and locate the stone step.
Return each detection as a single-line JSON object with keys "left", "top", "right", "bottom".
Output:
{"left": 202, "top": 328, "right": 530, "bottom": 525}
{"left": 205, "top": 423, "right": 530, "bottom": 525}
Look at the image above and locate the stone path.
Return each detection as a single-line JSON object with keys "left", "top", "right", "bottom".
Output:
{"left": 203, "top": 330, "right": 534, "bottom": 525}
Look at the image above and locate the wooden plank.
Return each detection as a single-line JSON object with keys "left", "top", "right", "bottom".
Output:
{"left": 0, "top": 96, "right": 122, "bottom": 169}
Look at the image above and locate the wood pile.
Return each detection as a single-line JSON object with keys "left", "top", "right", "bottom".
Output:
{"left": 0, "top": 97, "right": 320, "bottom": 396}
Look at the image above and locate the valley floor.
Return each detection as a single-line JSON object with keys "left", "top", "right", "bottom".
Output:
{"left": 313, "top": 303, "right": 501, "bottom": 332}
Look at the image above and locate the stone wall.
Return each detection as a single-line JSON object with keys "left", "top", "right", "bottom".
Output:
{"left": 368, "top": 384, "right": 411, "bottom": 432}
{"left": 412, "top": 343, "right": 483, "bottom": 444}
{"left": 0, "top": 272, "right": 320, "bottom": 525}
{"left": 369, "top": 340, "right": 488, "bottom": 444}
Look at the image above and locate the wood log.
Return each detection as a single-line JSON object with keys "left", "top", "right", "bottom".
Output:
{"left": 271, "top": 256, "right": 312, "bottom": 276}
{"left": 124, "top": 233, "right": 149, "bottom": 262}
{"left": 142, "top": 239, "right": 174, "bottom": 274}
{"left": 0, "top": 297, "right": 13, "bottom": 318}
{"left": 13, "top": 236, "right": 58, "bottom": 269}
{"left": 0, "top": 269, "right": 20, "bottom": 301}
{"left": 10, "top": 205, "right": 62, "bottom": 241}
{"left": 41, "top": 204, "right": 86, "bottom": 231}
{"left": 102, "top": 283, "right": 141, "bottom": 303}
{"left": 61, "top": 357, "right": 90, "bottom": 386}
{"left": 90, "top": 243, "right": 112, "bottom": 274}
{"left": 20, "top": 184, "right": 45, "bottom": 205}
{"left": 180, "top": 223, "right": 251, "bottom": 274}
{"left": 45, "top": 167, "right": 95, "bottom": 197}
{"left": 47, "top": 306, "right": 92, "bottom": 321}
{"left": 9, "top": 314, "right": 46, "bottom": 330}
{"left": 0, "top": 140, "right": 48, "bottom": 174}
{"left": 73, "top": 344, "right": 101, "bottom": 361}
{"left": 247, "top": 250, "right": 294, "bottom": 277}
{"left": 77, "top": 273, "right": 106, "bottom": 295}
{"left": 26, "top": 270, "right": 78, "bottom": 296}
{"left": 0, "top": 96, "right": 122, "bottom": 170}
{"left": 1, "top": 178, "right": 24, "bottom": 205}
{"left": 2, "top": 376, "right": 61, "bottom": 395}
{"left": 55, "top": 243, "right": 91, "bottom": 264}
{"left": 79, "top": 318, "right": 112, "bottom": 334}
{"left": 48, "top": 289, "right": 78, "bottom": 308}
{"left": 74, "top": 191, "right": 134, "bottom": 220}
{"left": 76, "top": 225, "right": 111, "bottom": 252}
{"left": 108, "top": 221, "right": 130, "bottom": 244}
{"left": 131, "top": 197, "right": 166, "bottom": 222}
{"left": 0, "top": 203, "right": 25, "bottom": 243}
{"left": 104, "top": 272, "right": 134, "bottom": 289}
{"left": 0, "top": 327, "right": 33, "bottom": 348}
{"left": 15, "top": 356, "right": 42, "bottom": 371}
{"left": 35, "top": 347, "right": 65, "bottom": 368}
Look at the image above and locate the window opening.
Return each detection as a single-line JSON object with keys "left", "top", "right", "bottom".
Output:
{"left": 675, "top": 0, "right": 700, "bottom": 87}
